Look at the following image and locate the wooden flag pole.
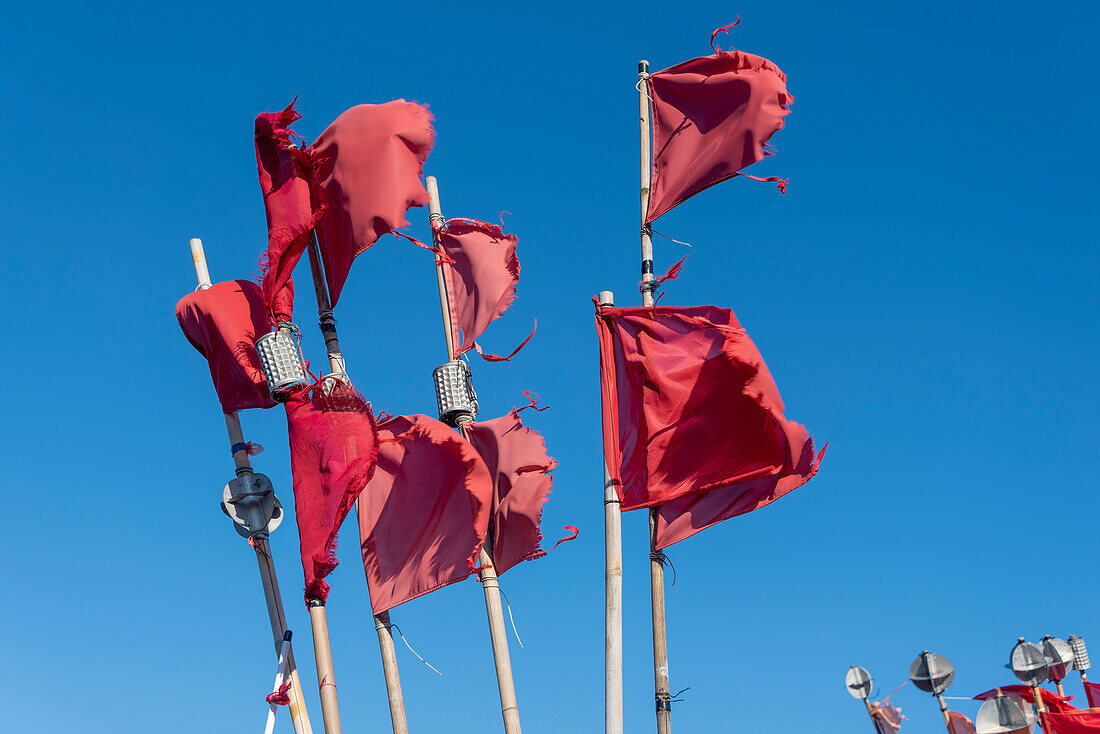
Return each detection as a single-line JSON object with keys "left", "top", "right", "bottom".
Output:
{"left": 187, "top": 238, "right": 314, "bottom": 734}
{"left": 637, "top": 59, "right": 673, "bottom": 734}
{"left": 598, "top": 290, "right": 624, "bottom": 734}
{"left": 863, "top": 698, "right": 884, "bottom": 734}
{"left": 425, "top": 175, "right": 524, "bottom": 734}
{"left": 303, "top": 233, "right": 410, "bottom": 734}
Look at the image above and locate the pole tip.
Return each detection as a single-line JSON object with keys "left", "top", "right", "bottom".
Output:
{"left": 1018, "top": 637, "right": 1026, "bottom": 643}
{"left": 598, "top": 290, "right": 614, "bottom": 306}
{"left": 639, "top": 60, "right": 649, "bottom": 72}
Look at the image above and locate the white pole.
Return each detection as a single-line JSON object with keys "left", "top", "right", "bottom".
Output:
{"left": 187, "top": 238, "right": 314, "bottom": 734}
{"left": 265, "top": 633, "right": 292, "bottom": 734}
{"left": 598, "top": 290, "right": 624, "bottom": 734}
{"left": 425, "top": 176, "right": 524, "bottom": 734}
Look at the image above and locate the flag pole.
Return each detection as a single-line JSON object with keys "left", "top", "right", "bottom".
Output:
{"left": 187, "top": 238, "right": 314, "bottom": 734}
{"left": 637, "top": 58, "right": 673, "bottom": 734}
{"left": 598, "top": 290, "right": 624, "bottom": 734}
{"left": 304, "top": 233, "right": 410, "bottom": 734}
{"left": 863, "top": 699, "right": 884, "bottom": 734}
{"left": 425, "top": 175, "right": 524, "bottom": 734}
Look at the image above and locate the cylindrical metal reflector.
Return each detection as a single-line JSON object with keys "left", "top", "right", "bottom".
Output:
{"left": 1069, "top": 635, "right": 1091, "bottom": 671}
{"left": 434, "top": 360, "right": 478, "bottom": 425}
{"left": 255, "top": 329, "right": 307, "bottom": 399}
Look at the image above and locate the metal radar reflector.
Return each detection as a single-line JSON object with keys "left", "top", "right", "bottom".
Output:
{"left": 975, "top": 691, "right": 1035, "bottom": 734}
{"left": 909, "top": 651, "right": 955, "bottom": 695}
{"left": 1068, "top": 635, "right": 1091, "bottom": 671}
{"left": 1010, "top": 640, "right": 1049, "bottom": 686}
{"left": 846, "top": 666, "right": 873, "bottom": 699}
{"left": 1042, "top": 636, "right": 1075, "bottom": 682}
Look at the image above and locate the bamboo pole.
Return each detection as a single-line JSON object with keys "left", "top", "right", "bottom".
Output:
{"left": 304, "top": 231, "right": 409, "bottom": 734}
{"left": 425, "top": 175, "right": 524, "bottom": 734}
{"left": 863, "top": 698, "right": 884, "bottom": 734}
{"left": 598, "top": 290, "right": 624, "bottom": 734}
{"left": 638, "top": 58, "right": 672, "bottom": 734}
{"left": 187, "top": 238, "right": 313, "bottom": 734}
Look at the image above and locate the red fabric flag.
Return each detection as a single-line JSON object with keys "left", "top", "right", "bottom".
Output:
{"left": 646, "top": 45, "right": 791, "bottom": 223}
{"left": 176, "top": 279, "right": 292, "bottom": 413}
{"left": 465, "top": 409, "right": 557, "bottom": 575}
{"left": 975, "top": 686, "right": 1078, "bottom": 714}
{"left": 312, "top": 101, "right": 434, "bottom": 306}
{"left": 1086, "top": 682, "right": 1100, "bottom": 709}
{"left": 947, "top": 711, "right": 976, "bottom": 734}
{"left": 595, "top": 300, "right": 822, "bottom": 512}
{"left": 1042, "top": 710, "right": 1100, "bottom": 734}
{"left": 284, "top": 379, "right": 378, "bottom": 604}
{"left": 869, "top": 701, "right": 905, "bottom": 733}
{"left": 437, "top": 218, "right": 522, "bottom": 358}
{"left": 357, "top": 414, "right": 492, "bottom": 615}
{"left": 255, "top": 102, "right": 321, "bottom": 311}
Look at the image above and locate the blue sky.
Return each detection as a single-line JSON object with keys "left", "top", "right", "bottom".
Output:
{"left": 1, "top": 1, "right": 1097, "bottom": 732}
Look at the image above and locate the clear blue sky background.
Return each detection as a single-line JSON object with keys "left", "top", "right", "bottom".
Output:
{"left": 1, "top": 2, "right": 1097, "bottom": 732}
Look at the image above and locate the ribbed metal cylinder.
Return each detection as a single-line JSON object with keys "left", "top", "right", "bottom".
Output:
{"left": 255, "top": 329, "right": 307, "bottom": 399}
{"left": 1070, "top": 635, "right": 1091, "bottom": 671}
{"left": 433, "top": 360, "right": 478, "bottom": 425}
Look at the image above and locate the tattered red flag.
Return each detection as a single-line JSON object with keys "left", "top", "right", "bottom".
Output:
{"left": 1041, "top": 710, "right": 1100, "bottom": 734}
{"left": 312, "top": 102, "right": 434, "bottom": 306}
{"left": 465, "top": 408, "right": 560, "bottom": 574}
{"left": 284, "top": 379, "right": 378, "bottom": 604}
{"left": 254, "top": 100, "right": 434, "bottom": 309}
{"left": 357, "top": 414, "right": 492, "bottom": 615}
{"left": 595, "top": 300, "right": 822, "bottom": 513}
{"left": 1087, "top": 681, "right": 1100, "bottom": 708}
{"left": 436, "top": 217, "right": 531, "bottom": 360}
{"left": 869, "top": 701, "right": 905, "bottom": 734}
{"left": 176, "top": 279, "right": 293, "bottom": 413}
{"left": 974, "top": 686, "right": 1078, "bottom": 714}
{"left": 646, "top": 31, "right": 792, "bottom": 223}
{"left": 255, "top": 102, "right": 321, "bottom": 311}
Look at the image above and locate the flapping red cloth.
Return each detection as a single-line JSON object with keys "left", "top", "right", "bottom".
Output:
{"left": 313, "top": 101, "right": 434, "bottom": 306}
{"left": 1041, "top": 710, "right": 1100, "bottom": 734}
{"left": 284, "top": 379, "right": 378, "bottom": 604}
{"left": 357, "top": 414, "right": 492, "bottom": 614}
{"left": 176, "top": 279, "right": 291, "bottom": 412}
{"left": 947, "top": 711, "right": 976, "bottom": 734}
{"left": 255, "top": 102, "right": 321, "bottom": 310}
{"left": 595, "top": 300, "right": 822, "bottom": 513}
{"left": 1086, "top": 682, "right": 1100, "bottom": 708}
{"left": 975, "top": 686, "right": 1077, "bottom": 714}
{"left": 646, "top": 49, "right": 791, "bottom": 223}
{"left": 869, "top": 701, "right": 905, "bottom": 734}
{"left": 466, "top": 410, "right": 556, "bottom": 575}
{"left": 437, "top": 218, "right": 521, "bottom": 357}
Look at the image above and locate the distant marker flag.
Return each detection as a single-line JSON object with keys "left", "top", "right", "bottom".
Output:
{"left": 947, "top": 711, "right": 976, "bottom": 734}
{"left": 595, "top": 301, "right": 823, "bottom": 546}
{"left": 645, "top": 31, "right": 792, "bottom": 223}
{"left": 176, "top": 279, "right": 293, "bottom": 412}
{"left": 870, "top": 701, "right": 905, "bottom": 734}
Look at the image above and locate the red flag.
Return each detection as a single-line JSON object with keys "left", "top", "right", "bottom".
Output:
{"left": 437, "top": 218, "right": 521, "bottom": 358}
{"left": 312, "top": 102, "right": 434, "bottom": 306}
{"left": 284, "top": 379, "right": 378, "bottom": 604}
{"left": 176, "top": 279, "right": 291, "bottom": 413}
{"left": 255, "top": 101, "right": 321, "bottom": 310}
{"left": 1086, "top": 682, "right": 1100, "bottom": 708}
{"left": 595, "top": 300, "right": 821, "bottom": 512}
{"left": 1042, "top": 710, "right": 1100, "bottom": 734}
{"left": 646, "top": 44, "right": 791, "bottom": 223}
{"left": 357, "top": 414, "right": 492, "bottom": 614}
{"left": 869, "top": 701, "right": 905, "bottom": 733}
{"left": 975, "top": 685, "right": 1078, "bottom": 714}
{"left": 947, "top": 711, "right": 976, "bottom": 734}
{"left": 465, "top": 409, "right": 557, "bottom": 575}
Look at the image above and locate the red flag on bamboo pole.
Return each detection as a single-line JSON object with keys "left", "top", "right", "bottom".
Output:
{"left": 595, "top": 300, "right": 822, "bottom": 517}
{"left": 1041, "top": 710, "right": 1100, "bottom": 734}
{"left": 869, "top": 701, "right": 905, "bottom": 733}
{"left": 1086, "top": 682, "right": 1100, "bottom": 708}
{"left": 356, "top": 414, "right": 493, "bottom": 615}
{"left": 974, "top": 685, "right": 1078, "bottom": 713}
{"left": 947, "top": 711, "right": 976, "bottom": 734}
{"left": 176, "top": 279, "right": 293, "bottom": 412}
{"left": 284, "top": 378, "right": 379, "bottom": 603}
{"left": 254, "top": 100, "right": 434, "bottom": 309}
{"left": 466, "top": 407, "right": 559, "bottom": 575}
{"left": 645, "top": 24, "right": 792, "bottom": 223}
